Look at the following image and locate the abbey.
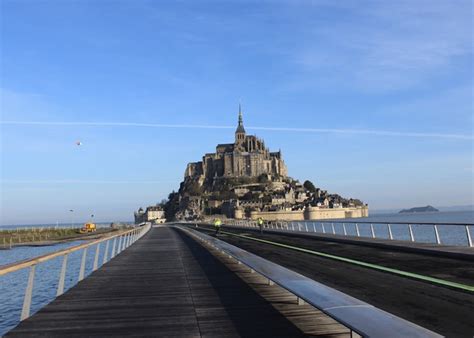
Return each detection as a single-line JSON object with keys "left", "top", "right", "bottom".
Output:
{"left": 185, "top": 106, "right": 288, "bottom": 180}
{"left": 157, "top": 105, "right": 368, "bottom": 222}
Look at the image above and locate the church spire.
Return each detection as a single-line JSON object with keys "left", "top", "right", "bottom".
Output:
{"left": 238, "top": 103, "right": 243, "bottom": 126}
{"left": 235, "top": 103, "right": 246, "bottom": 144}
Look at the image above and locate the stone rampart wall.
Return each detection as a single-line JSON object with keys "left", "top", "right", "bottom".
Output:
{"left": 248, "top": 206, "right": 369, "bottom": 221}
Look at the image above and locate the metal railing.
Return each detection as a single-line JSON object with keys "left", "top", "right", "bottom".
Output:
{"left": 0, "top": 223, "right": 151, "bottom": 321}
{"left": 178, "top": 225, "right": 440, "bottom": 337}
{"left": 224, "top": 219, "right": 474, "bottom": 247}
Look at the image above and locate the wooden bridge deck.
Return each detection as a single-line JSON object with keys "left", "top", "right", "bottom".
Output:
{"left": 6, "top": 226, "right": 348, "bottom": 337}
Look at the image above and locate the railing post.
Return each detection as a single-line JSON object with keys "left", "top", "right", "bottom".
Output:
{"left": 408, "top": 224, "right": 415, "bottom": 242}
{"left": 331, "top": 223, "right": 335, "bottom": 234}
{"left": 387, "top": 224, "right": 393, "bottom": 240}
{"left": 355, "top": 223, "right": 360, "bottom": 237}
{"left": 57, "top": 254, "right": 68, "bottom": 296}
{"left": 343, "top": 223, "right": 347, "bottom": 236}
{"left": 93, "top": 243, "right": 100, "bottom": 271}
{"left": 78, "top": 247, "right": 88, "bottom": 281}
{"left": 103, "top": 239, "right": 110, "bottom": 264}
{"left": 370, "top": 224, "right": 375, "bottom": 238}
{"left": 117, "top": 235, "right": 123, "bottom": 253}
{"left": 466, "top": 225, "right": 473, "bottom": 247}
{"left": 21, "top": 265, "right": 36, "bottom": 321}
{"left": 322, "top": 223, "right": 326, "bottom": 233}
{"left": 305, "top": 223, "right": 308, "bottom": 232}
{"left": 111, "top": 237, "right": 117, "bottom": 257}
{"left": 433, "top": 225, "right": 441, "bottom": 245}
{"left": 313, "top": 223, "right": 316, "bottom": 232}
{"left": 124, "top": 233, "right": 128, "bottom": 248}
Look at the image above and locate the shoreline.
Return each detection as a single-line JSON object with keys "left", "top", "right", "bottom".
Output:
{"left": 0, "top": 228, "right": 128, "bottom": 250}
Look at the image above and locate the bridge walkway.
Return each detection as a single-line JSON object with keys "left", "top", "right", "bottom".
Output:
{"left": 6, "top": 226, "right": 348, "bottom": 337}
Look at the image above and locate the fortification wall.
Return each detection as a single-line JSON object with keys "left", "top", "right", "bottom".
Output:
{"left": 249, "top": 206, "right": 369, "bottom": 221}
{"left": 250, "top": 210, "right": 305, "bottom": 221}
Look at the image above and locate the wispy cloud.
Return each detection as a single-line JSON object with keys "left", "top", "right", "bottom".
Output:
{"left": 290, "top": 0, "right": 472, "bottom": 92}
{"left": 1, "top": 120, "right": 472, "bottom": 140}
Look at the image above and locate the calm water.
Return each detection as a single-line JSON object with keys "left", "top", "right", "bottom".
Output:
{"left": 0, "top": 238, "right": 114, "bottom": 335}
{"left": 0, "top": 222, "right": 116, "bottom": 231}
{"left": 289, "top": 210, "right": 474, "bottom": 246}
{"left": 348, "top": 210, "right": 473, "bottom": 224}
{"left": 0, "top": 211, "right": 473, "bottom": 335}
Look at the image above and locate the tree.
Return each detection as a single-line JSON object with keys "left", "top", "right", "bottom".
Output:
{"left": 304, "top": 180, "right": 317, "bottom": 192}
{"left": 242, "top": 191, "right": 253, "bottom": 201}
{"left": 258, "top": 174, "right": 269, "bottom": 183}
{"left": 164, "top": 191, "right": 180, "bottom": 221}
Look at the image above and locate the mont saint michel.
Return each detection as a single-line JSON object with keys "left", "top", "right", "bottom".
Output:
{"left": 155, "top": 107, "right": 369, "bottom": 222}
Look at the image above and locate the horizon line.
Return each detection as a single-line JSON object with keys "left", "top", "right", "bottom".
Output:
{"left": 1, "top": 179, "right": 176, "bottom": 184}
{"left": 1, "top": 120, "right": 472, "bottom": 140}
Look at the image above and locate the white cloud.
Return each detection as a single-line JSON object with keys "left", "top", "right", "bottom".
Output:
{"left": 291, "top": 0, "right": 472, "bottom": 92}
{"left": 1, "top": 120, "right": 472, "bottom": 140}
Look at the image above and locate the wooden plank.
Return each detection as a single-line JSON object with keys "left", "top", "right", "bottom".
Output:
{"left": 189, "top": 230, "right": 351, "bottom": 337}
{"left": 7, "top": 227, "right": 333, "bottom": 337}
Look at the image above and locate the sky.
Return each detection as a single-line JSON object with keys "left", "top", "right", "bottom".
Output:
{"left": 0, "top": 0, "right": 472, "bottom": 225}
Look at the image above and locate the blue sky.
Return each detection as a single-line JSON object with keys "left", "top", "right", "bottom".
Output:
{"left": 1, "top": 0, "right": 472, "bottom": 225}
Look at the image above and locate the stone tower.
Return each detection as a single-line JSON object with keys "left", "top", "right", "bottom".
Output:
{"left": 235, "top": 104, "right": 246, "bottom": 145}
{"left": 184, "top": 106, "right": 288, "bottom": 180}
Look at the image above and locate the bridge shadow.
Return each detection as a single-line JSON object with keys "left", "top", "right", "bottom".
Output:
{"left": 175, "top": 229, "right": 306, "bottom": 338}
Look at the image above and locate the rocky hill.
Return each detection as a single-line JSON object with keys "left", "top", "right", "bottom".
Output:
{"left": 399, "top": 205, "right": 439, "bottom": 213}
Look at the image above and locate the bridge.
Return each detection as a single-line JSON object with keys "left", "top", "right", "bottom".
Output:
{"left": 1, "top": 222, "right": 473, "bottom": 337}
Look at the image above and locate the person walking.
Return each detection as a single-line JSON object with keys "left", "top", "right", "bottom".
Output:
{"left": 213, "top": 218, "right": 222, "bottom": 236}
{"left": 257, "top": 217, "right": 264, "bottom": 234}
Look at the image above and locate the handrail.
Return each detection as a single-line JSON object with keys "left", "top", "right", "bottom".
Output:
{"left": 218, "top": 219, "right": 474, "bottom": 247}
{"left": 178, "top": 225, "right": 441, "bottom": 338}
{"left": 1, "top": 223, "right": 151, "bottom": 323}
{"left": 1, "top": 226, "right": 141, "bottom": 275}
{"left": 305, "top": 220, "right": 474, "bottom": 226}
{"left": 224, "top": 219, "right": 474, "bottom": 226}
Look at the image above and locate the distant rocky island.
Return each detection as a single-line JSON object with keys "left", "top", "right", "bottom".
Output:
{"left": 399, "top": 205, "right": 439, "bottom": 213}
{"left": 155, "top": 107, "right": 368, "bottom": 222}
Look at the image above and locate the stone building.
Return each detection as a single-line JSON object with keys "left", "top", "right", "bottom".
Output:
{"left": 134, "top": 205, "right": 166, "bottom": 224}
{"left": 185, "top": 106, "right": 288, "bottom": 180}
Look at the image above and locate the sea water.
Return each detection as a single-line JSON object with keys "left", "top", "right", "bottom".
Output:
{"left": 292, "top": 210, "right": 474, "bottom": 246}
{"left": 0, "top": 239, "right": 110, "bottom": 335}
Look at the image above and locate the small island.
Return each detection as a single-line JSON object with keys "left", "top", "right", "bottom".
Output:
{"left": 399, "top": 205, "right": 439, "bottom": 213}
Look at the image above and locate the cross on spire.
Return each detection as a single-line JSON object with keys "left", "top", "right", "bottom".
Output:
{"left": 238, "top": 103, "right": 243, "bottom": 126}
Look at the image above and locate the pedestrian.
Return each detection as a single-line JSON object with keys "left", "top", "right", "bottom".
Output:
{"left": 214, "top": 218, "right": 222, "bottom": 236}
{"left": 258, "top": 217, "right": 264, "bottom": 234}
